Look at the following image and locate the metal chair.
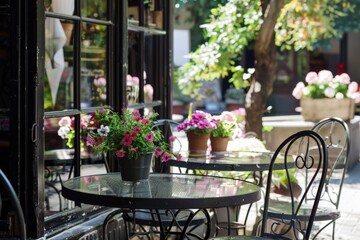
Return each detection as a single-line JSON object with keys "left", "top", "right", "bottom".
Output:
{"left": 0, "top": 169, "right": 26, "bottom": 240}
{"left": 307, "top": 117, "right": 350, "bottom": 239}
{"left": 210, "top": 130, "right": 328, "bottom": 240}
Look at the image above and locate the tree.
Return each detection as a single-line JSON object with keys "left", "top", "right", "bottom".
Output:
{"left": 177, "top": 0, "right": 360, "bottom": 138}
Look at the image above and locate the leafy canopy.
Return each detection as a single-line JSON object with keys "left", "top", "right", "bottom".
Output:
{"left": 177, "top": 0, "right": 359, "bottom": 100}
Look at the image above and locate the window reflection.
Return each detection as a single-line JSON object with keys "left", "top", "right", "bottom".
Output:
{"left": 44, "top": 18, "right": 74, "bottom": 111}
{"left": 81, "top": 0, "right": 107, "bottom": 20}
{"left": 81, "top": 23, "right": 107, "bottom": 107}
{"left": 48, "top": 0, "right": 74, "bottom": 15}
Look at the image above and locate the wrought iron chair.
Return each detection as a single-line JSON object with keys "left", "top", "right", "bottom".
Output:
{"left": 210, "top": 130, "right": 328, "bottom": 240}
{"left": 306, "top": 117, "right": 350, "bottom": 239}
{"left": 0, "top": 169, "right": 26, "bottom": 239}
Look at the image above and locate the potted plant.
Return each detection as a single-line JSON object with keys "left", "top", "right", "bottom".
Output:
{"left": 210, "top": 111, "right": 238, "bottom": 152}
{"left": 177, "top": 110, "right": 217, "bottom": 155}
{"left": 86, "top": 108, "right": 181, "bottom": 181}
{"left": 292, "top": 69, "right": 360, "bottom": 121}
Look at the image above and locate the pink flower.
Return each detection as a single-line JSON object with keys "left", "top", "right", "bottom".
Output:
{"left": 94, "top": 77, "right": 106, "bottom": 86}
{"left": 305, "top": 72, "right": 318, "bottom": 85}
{"left": 146, "top": 133, "right": 154, "bottom": 142}
{"left": 318, "top": 70, "right": 333, "bottom": 84}
{"left": 132, "top": 76, "right": 140, "bottom": 84}
{"left": 348, "top": 81, "right": 358, "bottom": 93}
{"left": 130, "top": 147, "right": 138, "bottom": 153}
{"left": 161, "top": 152, "right": 172, "bottom": 162}
{"left": 142, "top": 118, "right": 150, "bottom": 125}
{"left": 177, "top": 154, "right": 182, "bottom": 161}
{"left": 133, "top": 126, "right": 141, "bottom": 133}
{"left": 350, "top": 92, "right": 360, "bottom": 103}
{"left": 292, "top": 82, "right": 305, "bottom": 100}
{"left": 155, "top": 147, "right": 163, "bottom": 156}
{"left": 169, "top": 136, "right": 176, "bottom": 142}
{"left": 58, "top": 116, "right": 72, "bottom": 127}
{"left": 121, "top": 135, "right": 133, "bottom": 146}
{"left": 339, "top": 73, "right": 351, "bottom": 84}
{"left": 116, "top": 149, "right": 126, "bottom": 158}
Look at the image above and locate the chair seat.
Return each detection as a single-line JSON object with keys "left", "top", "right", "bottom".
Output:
{"left": 264, "top": 200, "right": 341, "bottom": 222}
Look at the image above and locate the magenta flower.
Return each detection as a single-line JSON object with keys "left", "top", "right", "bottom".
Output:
{"left": 155, "top": 147, "right": 163, "bottom": 156}
{"left": 161, "top": 152, "right": 172, "bottom": 162}
{"left": 121, "top": 135, "right": 133, "bottom": 146}
{"left": 142, "top": 118, "right": 150, "bottom": 125}
{"left": 133, "top": 126, "right": 141, "bottom": 133}
{"left": 169, "top": 136, "right": 176, "bottom": 142}
{"left": 116, "top": 149, "right": 126, "bottom": 158}
{"left": 146, "top": 133, "right": 154, "bottom": 142}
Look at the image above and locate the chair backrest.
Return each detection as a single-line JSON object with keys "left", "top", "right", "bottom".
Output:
{"left": 151, "top": 119, "right": 181, "bottom": 173}
{"left": 310, "top": 117, "right": 350, "bottom": 209}
{"left": 0, "top": 169, "right": 26, "bottom": 240}
{"left": 260, "top": 130, "right": 328, "bottom": 240}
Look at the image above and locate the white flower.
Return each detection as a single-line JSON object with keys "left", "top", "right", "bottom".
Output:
{"left": 335, "top": 92, "right": 344, "bottom": 99}
{"left": 97, "top": 125, "right": 110, "bottom": 137}
{"left": 58, "top": 126, "right": 71, "bottom": 139}
{"left": 318, "top": 70, "right": 333, "bottom": 84}
{"left": 324, "top": 87, "right": 336, "bottom": 98}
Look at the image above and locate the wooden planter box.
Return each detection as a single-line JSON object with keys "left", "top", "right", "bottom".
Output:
{"left": 300, "top": 98, "right": 355, "bottom": 122}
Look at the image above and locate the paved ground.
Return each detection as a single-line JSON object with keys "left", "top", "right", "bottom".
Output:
{"left": 329, "top": 162, "right": 360, "bottom": 239}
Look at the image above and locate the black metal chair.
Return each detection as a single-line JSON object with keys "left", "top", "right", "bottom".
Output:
{"left": 306, "top": 117, "right": 350, "bottom": 239}
{"left": 210, "top": 130, "right": 328, "bottom": 240}
{"left": 0, "top": 169, "right": 26, "bottom": 240}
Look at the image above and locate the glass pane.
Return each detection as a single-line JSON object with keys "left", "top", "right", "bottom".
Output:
{"left": 49, "top": 0, "right": 75, "bottom": 15}
{"left": 44, "top": 18, "right": 74, "bottom": 111}
{"left": 44, "top": 114, "right": 107, "bottom": 216}
{"left": 44, "top": 116, "right": 75, "bottom": 215}
{"left": 81, "top": 0, "right": 107, "bottom": 20}
{"left": 81, "top": 23, "right": 107, "bottom": 107}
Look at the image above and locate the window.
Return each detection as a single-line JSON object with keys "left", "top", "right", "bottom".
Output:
{"left": 43, "top": 0, "right": 114, "bottom": 226}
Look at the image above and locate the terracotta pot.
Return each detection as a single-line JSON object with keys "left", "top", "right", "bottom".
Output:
{"left": 186, "top": 131, "right": 210, "bottom": 155}
{"left": 210, "top": 136, "right": 230, "bottom": 152}
{"left": 118, "top": 153, "right": 153, "bottom": 182}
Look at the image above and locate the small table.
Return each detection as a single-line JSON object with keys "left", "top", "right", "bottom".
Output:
{"left": 62, "top": 173, "right": 261, "bottom": 239}
{"left": 163, "top": 150, "right": 282, "bottom": 172}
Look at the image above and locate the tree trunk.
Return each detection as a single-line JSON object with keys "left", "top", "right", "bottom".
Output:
{"left": 245, "top": 0, "right": 285, "bottom": 139}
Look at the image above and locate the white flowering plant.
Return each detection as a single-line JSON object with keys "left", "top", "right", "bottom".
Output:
{"left": 57, "top": 115, "right": 91, "bottom": 148}
{"left": 211, "top": 111, "right": 238, "bottom": 138}
{"left": 86, "top": 108, "right": 180, "bottom": 162}
{"left": 292, "top": 69, "right": 360, "bottom": 103}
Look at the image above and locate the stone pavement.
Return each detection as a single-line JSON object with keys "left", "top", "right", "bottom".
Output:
{"left": 327, "top": 161, "right": 360, "bottom": 239}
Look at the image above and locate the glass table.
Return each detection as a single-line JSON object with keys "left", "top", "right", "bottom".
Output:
{"left": 163, "top": 150, "right": 286, "bottom": 172}
{"left": 62, "top": 173, "right": 261, "bottom": 239}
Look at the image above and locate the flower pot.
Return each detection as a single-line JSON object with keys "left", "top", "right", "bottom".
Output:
{"left": 118, "top": 153, "right": 153, "bottom": 182}
{"left": 186, "top": 131, "right": 210, "bottom": 155}
{"left": 300, "top": 98, "right": 355, "bottom": 122}
{"left": 210, "top": 136, "right": 230, "bottom": 152}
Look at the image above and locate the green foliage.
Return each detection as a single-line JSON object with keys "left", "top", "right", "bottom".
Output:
{"left": 273, "top": 169, "right": 299, "bottom": 187}
{"left": 176, "top": 0, "right": 359, "bottom": 100}
{"left": 87, "top": 109, "right": 179, "bottom": 161}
